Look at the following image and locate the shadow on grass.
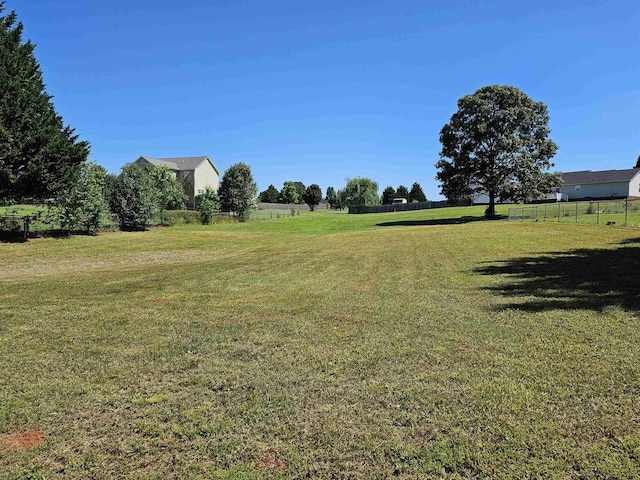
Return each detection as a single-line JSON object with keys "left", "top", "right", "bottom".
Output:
{"left": 475, "top": 239, "right": 640, "bottom": 312}
{"left": 376, "top": 215, "right": 505, "bottom": 227}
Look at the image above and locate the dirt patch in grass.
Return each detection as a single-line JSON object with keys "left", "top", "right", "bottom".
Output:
{"left": 0, "top": 430, "right": 44, "bottom": 450}
{"left": 256, "top": 452, "right": 287, "bottom": 472}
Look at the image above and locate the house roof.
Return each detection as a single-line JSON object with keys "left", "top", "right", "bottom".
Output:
{"left": 562, "top": 168, "right": 640, "bottom": 185}
{"left": 139, "top": 156, "right": 219, "bottom": 175}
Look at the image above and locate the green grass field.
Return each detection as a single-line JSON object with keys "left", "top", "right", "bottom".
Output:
{"left": 1, "top": 206, "right": 639, "bottom": 478}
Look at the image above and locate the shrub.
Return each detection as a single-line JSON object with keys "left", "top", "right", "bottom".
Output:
{"left": 195, "top": 187, "right": 220, "bottom": 225}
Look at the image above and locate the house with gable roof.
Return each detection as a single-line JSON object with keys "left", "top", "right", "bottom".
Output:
{"left": 135, "top": 155, "right": 220, "bottom": 209}
{"left": 557, "top": 168, "right": 640, "bottom": 201}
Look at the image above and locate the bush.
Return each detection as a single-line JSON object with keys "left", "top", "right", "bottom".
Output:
{"left": 195, "top": 187, "right": 220, "bottom": 225}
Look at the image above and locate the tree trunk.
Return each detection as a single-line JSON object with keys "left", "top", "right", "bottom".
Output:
{"left": 487, "top": 190, "right": 496, "bottom": 218}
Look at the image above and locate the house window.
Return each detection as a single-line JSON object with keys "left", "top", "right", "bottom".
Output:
{"left": 551, "top": 187, "right": 560, "bottom": 193}
{"left": 575, "top": 185, "right": 581, "bottom": 191}
{"left": 198, "top": 189, "right": 204, "bottom": 195}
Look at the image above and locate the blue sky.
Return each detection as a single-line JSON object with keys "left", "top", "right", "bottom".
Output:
{"left": 10, "top": 0, "right": 640, "bottom": 199}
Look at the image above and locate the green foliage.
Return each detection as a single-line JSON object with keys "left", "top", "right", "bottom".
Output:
{"left": 302, "top": 184, "right": 322, "bottom": 211}
{"left": 51, "top": 161, "right": 109, "bottom": 234}
{"left": 258, "top": 184, "right": 280, "bottom": 203}
{"left": 409, "top": 182, "right": 427, "bottom": 203}
{"left": 635, "top": 154, "right": 640, "bottom": 169}
{"left": 195, "top": 187, "right": 220, "bottom": 225}
{"left": 381, "top": 186, "right": 396, "bottom": 204}
{"left": 218, "top": 162, "right": 257, "bottom": 221}
{"left": 151, "top": 165, "right": 187, "bottom": 212}
{"left": 325, "top": 186, "right": 337, "bottom": 208}
{"left": 279, "top": 181, "right": 299, "bottom": 204}
{"left": 337, "top": 177, "right": 379, "bottom": 207}
{"left": 0, "top": 5, "right": 89, "bottom": 202}
{"left": 395, "top": 185, "right": 409, "bottom": 200}
{"left": 109, "top": 163, "right": 159, "bottom": 231}
{"left": 436, "top": 85, "right": 558, "bottom": 217}
{"left": 162, "top": 209, "right": 201, "bottom": 226}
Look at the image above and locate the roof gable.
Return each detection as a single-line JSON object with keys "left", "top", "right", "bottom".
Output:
{"left": 138, "top": 156, "right": 219, "bottom": 175}
{"left": 562, "top": 168, "right": 640, "bottom": 185}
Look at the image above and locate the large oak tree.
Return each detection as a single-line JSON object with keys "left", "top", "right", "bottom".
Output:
{"left": 436, "top": 85, "right": 558, "bottom": 217}
{"left": 0, "top": 3, "right": 89, "bottom": 202}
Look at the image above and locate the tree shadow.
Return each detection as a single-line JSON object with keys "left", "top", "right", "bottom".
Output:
{"left": 376, "top": 215, "right": 505, "bottom": 227}
{"left": 474, "top": 239, "right": 640, "bottom": 313}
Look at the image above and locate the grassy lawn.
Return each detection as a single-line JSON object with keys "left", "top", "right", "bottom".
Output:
{"left": 1, "top": 206, "right": 639, "bottom": 478}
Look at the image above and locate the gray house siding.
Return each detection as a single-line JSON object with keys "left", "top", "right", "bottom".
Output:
{"left": 560, "top": 181, "right": 630, "bottom": 200}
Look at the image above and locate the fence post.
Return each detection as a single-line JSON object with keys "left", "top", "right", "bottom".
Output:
{"left": 544, "top": 204, "right": 547, "bottom": 221}
{"left": 625, "top": 198, "right": 629, "bottom": 226}
{"left": 575, "top": 202, "right": 578, "bottom": 223}
{"left": 597, "top": 201, "right": 600, "bottom": 225}
{"left": 558, "top": 203, "right": 561, "bottom": 222}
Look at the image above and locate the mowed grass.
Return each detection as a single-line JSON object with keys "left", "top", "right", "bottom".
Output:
{"left": 1, "top": 206, "right": 639, "bottom": 478}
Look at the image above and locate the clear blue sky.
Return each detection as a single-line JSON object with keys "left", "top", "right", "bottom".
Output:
{"left": 10, "top": 0, "right": 640, "bottom": 199}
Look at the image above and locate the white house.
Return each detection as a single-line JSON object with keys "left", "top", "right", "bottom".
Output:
{"left": 558, "top": 168, "right": 640, "bottom": 201}
{"left": 135, "top": 155, "right": 220, "bottom": 208}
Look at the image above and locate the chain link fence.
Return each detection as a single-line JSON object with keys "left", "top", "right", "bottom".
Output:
{"left": 508, "top": 199, "right": 640, "bottom": 226}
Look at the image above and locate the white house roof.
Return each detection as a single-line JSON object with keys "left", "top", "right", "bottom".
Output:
{"left": 562, "top": 168, "right": 640, "bottom": 185}
{"left": 139, "top": 156, "right": 219, "bottom": 175}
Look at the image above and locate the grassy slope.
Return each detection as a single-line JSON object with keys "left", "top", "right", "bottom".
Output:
{"left": 1, "top": 206, "right": 639, "bottom": 478}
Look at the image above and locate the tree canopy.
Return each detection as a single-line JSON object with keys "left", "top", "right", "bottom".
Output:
{"left": 436, "top": 85, "right": 558, "bottom": 217}
{"left": 218, "top": 162, "right": 257, "bottom": 221}
{"left": 337, "top": 177, "right": 379, "bottom": 207}
{"left": 409, "top": 182, "right": 427, "bottom": 203}
{"left": 635, "top": 154, "right": 640, "bottom": 169}
{"left": 0, "top": 4, "right": 89, "bottom": 201}
{"left": 381, "top": 186, "right": 395, "bottom": 205}
{"left": 258, "top": 184, "right": 280, "bottom": 203}
{"left": 279, "top": 181, "right": 300, "bottom": 204}
{"left": 302, "top": 184, "right": 322, "bottom": 211}
{"left": 395, "top": 185, "right": 409, "bottom": 201}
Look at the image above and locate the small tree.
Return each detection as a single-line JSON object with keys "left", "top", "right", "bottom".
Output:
{"left": 109, "top": 163, "right": 159, "bottom": 230}
{"left": 279, "top": 181, "right": 299, "bottom": 204}
{"left": 409, "top": 182, "right": 427, "bottom": 203}
{"left": 195, "top": 186, "right": 219, "bottom": 225}
{"left": 395, "top": 185, "right": 409, "bottom": 201}
{"left": 302, "top": 184, "right": 322, "bottom": 211}
{"left": 53, "top": 161, "right": 109, "bottom": 234}
{"left": 151, "top": 165, "right": 187, "bottom": 225}
{"left": 635, "top": 155, "right": 640, "bottom": 169}
{"left": 292, "top": 181, "right": 306, "bottom": 204}
{"left": 258, "top": 184, "right": 280, "bottom": 203}
{"left": 325, "top": 186, "right": 337, "bottom": 208}
{"left": 436, "top": 85, "right": 558, "bottom": 217}
{"left": 337, "top": 177, "right": 379, "bottom": 207}
{"left": 218, "top": 162, "right": 257, "bottom": 221}
{"left": 381, "top": 186, "right": 396, "bottom": 204}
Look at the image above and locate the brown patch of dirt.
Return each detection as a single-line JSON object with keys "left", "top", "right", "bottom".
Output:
{"left": 257, "top": 453, "right": 287, "bottom": 472}
{"left": 148, "top": 299, "right": 168, "bottom": 305}
{"left": 0, "top": 430, "right": 44, "bottom": 450}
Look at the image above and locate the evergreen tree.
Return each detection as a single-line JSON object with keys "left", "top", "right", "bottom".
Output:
{"left": 0, "top": 4, "right": 89, "bottom": 201}
{"left": 409, "top": 182, "right": 427, "bottom": 203}
{"left": 381, "top": 186, "right": 395, "bottom": 204}
{"left": 258, "top": 184, "right": 280, "bottom": 203}
{"left": 325, "top": 186, "right": 337, "bottom": 207}
{"left": 395, "top": 185, "right": 410, "bottom": 200}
